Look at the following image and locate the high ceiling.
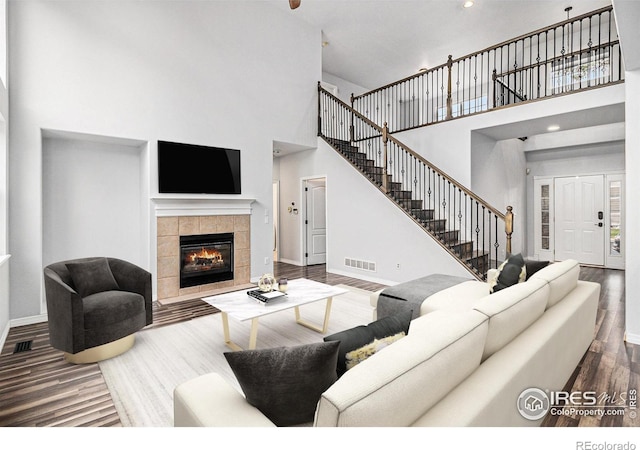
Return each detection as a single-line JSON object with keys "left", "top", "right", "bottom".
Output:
{"left": 271, "top": 0, "right": 613, "bottom": 90}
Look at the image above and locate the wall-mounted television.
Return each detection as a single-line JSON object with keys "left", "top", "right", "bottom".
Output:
{"left": 158, "top": 140, "right": 241, "bottom": 194}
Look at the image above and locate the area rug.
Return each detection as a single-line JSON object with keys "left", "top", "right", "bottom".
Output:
{"left": 98, "top": 285, "right": 374, "bottom": 427}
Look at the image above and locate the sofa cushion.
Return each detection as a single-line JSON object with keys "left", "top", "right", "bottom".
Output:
{"left": 66, "top": 258, "right": 120, "bottom": 298}
{"left": 529, "top": 259, "right": 580, "bottom": 308}
{"left": 420, "top": 280, "right": 490, "bottom": 315}
{"left": 473, "top": 278, "right": 549, "bottom": 361}
{"left": 490, "top": 253, "right": 526, "bottom": 293}
{"left": 82, "top": 290, "right": 145, "bottom": 328}
{"left": 224, "top": 341, "right": 340, "bottom": 427}
{"left": 324, "top": 309, "right": 412, "bottom": 377}
{"left": 314, "top": 310, "right": 489, "bottom": 427}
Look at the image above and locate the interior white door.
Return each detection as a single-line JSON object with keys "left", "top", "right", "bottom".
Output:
{"left": 554, "top": 175, "right": 605, "bottom": 265}
{"left": 305, "top": 179, "right": 327, "bottom": 265}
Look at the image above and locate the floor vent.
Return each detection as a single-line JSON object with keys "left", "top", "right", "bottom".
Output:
{"left": 13, "top": 340, "right": 33, "bottom": 354}
{"left": 344, "top": 257, "right": 376, "bottom": 272}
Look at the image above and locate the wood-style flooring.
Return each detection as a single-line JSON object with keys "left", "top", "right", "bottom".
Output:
{"left": 0, "top": 262, "right": 636, "bottom": 427}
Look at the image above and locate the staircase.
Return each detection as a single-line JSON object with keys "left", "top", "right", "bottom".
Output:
{"left": 319, "top": 85, "right": 511, "bottom": 280}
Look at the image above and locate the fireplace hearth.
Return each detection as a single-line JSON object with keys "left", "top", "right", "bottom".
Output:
{"left": 180, "top": 233, "right": 234, "bottom": 288}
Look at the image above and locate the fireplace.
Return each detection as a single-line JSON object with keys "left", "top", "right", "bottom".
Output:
{"left": 179, "top": 233, "right": 234, "bottom": 288}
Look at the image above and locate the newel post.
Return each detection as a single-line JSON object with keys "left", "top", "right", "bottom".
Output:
{"left": 446, "top": 55, "right": 453, "bottom": 120}
{"left": 382, "top": 122, "right": 389, "bottom": 194}
{"left": 505, "top": 206, "right": 514, "bottom": 257}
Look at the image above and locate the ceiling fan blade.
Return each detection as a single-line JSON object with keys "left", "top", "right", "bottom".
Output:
{"left": 289, "top": 0, "right": 301, "bottom": 9}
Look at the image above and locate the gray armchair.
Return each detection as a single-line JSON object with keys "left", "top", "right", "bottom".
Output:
{"left": 43, "top": 257, "right": 152, "bottom": 363}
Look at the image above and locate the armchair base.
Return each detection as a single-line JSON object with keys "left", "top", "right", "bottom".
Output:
{"left": 64, "top": 334, "right": 135, "bottom": 364}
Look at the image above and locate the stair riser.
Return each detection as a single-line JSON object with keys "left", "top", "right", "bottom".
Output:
{"left": 451, "top": 242, "right": 474, "bottom": 259}
{"left": 412, "top": 209, "right": 435, "bottom": 221}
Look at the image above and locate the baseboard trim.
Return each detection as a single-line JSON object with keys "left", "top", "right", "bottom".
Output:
{"left": 327, "top": 267, "right": 397, "bottom": 287}
{"left": 278, "top": 258, "right": 302, "bottom": 266}
{"left": 625, "top": 331, "right": 640, "bottom": 345}
{"left": 0, "top": 321, "right": 9, "bottom": 353}
{"left": 10, "top": 313, "right": 48, "bottom": 328}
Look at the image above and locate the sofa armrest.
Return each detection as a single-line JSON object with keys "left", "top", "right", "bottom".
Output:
{"left": 369, "top": 289, "right": 385, "bottom": 321}
{"left": 43, "top": 267, "right": 86, "bottom": 353}
{"left": 173, "top": 373, "right": 277, "bottom": 427}
{"left": 108, "top": 258, "right": 153, "bottom": 325}
{"left": 420, "top": 280, "right": 490, "bottom": 315}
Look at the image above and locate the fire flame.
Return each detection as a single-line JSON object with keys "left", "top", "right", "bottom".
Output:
{"left": 189, "top": 248, "right": 223, "bottom": 262}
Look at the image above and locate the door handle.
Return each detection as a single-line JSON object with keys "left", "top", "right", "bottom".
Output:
{"left": 595, "top": 222, "right": 603, "bottom": 227}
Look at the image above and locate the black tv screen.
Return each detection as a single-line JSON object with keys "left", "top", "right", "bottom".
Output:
{"left": 158, "top": 141, "right": 241, "bottom": 194}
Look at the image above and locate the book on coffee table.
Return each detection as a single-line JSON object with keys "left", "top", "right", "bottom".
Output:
{"left": 247, "top": 289, "right": 287, "bottom": 304}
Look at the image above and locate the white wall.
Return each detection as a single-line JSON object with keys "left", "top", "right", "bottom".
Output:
{"left": 0, "top": 0, "right": 8, "bottom": 351}
{"left": 625, "top": 70, "right": 640, "bottom": 343}
{"left": 42, "top": 136, "right": 148, "bottom": 268}
{"left": 8, "top": 0, "right": 321, "bottom": 319}
{"left": 471, "top": 135, "right": 527, "bottom": 259}
{"left": 322, "top": 72, "right": 369, "bottom": 104}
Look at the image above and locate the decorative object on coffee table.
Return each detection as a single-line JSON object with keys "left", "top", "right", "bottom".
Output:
{"left": 277, "top": 278, "right": 288, "bottom": 292}
{"left": 258, "top": 273, "right": 276, "bottom": 292}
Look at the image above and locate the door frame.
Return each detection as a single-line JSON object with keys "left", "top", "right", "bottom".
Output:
{"left": 300, "top": 175, "right": 328, "bottom": 266}
{"left": 533, "top": 172, "right": 624, "bottom": 269}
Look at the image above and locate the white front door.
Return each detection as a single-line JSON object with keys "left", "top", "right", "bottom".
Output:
{"left": 305, "top": 178, "right": 327, "bottom": 265}
{"left": 554, "top": 175, "right": 605, "bottom": 265}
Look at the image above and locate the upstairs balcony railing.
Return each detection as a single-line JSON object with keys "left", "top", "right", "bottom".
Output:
{"left": 352, "top": 5, "right": 622, "bottom": 134}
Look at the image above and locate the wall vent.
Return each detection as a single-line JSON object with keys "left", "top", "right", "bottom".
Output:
{"left": 344, "top": 257, "right": 376, "bottom": 272}
{"left": 13, "top": 340, "right": 33, "bottom": 354}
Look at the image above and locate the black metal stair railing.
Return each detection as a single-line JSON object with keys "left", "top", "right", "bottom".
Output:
{"left": 351, "top": 5, "right": 622, "bottom": 134}
{"left": 319, "top": 84, "right": 513, "bottom": 280}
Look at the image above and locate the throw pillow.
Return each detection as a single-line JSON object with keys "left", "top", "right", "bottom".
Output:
{"left": 490, "top": 253, "right": 526, "bottom": 293}
{"left": 345, "top": 331, "right": 405, "bottom": 371}
{"left": 324, "top": 309, "right": 412, "bottom": 377}
{"left": 66, "top": 258, "right": 120, "bottom": 298}
{"left": 524, "top": 259, "right": 550, "bottom": 280}
{"left": 224, "top": 340, "right": 340, "bottom": 427}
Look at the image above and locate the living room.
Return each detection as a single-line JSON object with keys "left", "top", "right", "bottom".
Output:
{"left": 1, "top": 0, "right": 640, "bottom": 444}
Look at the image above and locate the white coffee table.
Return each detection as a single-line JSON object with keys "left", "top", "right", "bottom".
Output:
{"left": 202, "top": 278, "right": 349, "bottom": 351}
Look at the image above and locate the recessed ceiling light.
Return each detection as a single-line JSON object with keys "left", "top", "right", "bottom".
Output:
{"left": 547, "top": 125, "right": 560, "bottom": 131}
{"left": 463, "top": 1, "right": 474, "bottom": 8}
{"left": 418, "top": 67, "right": 428, "bottom": 72}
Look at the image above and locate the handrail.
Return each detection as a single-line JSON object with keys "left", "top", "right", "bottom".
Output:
{"left": 385, "top": 131, "right": 505, "bottom": 220}
{"left": 450, "top": 5, "right": 614, "bottom": 65}
{"left": 351, "top": 5, "right": 621, "bottom": 134}
{"left": 322, "top": 84, "right": 505, "bottom": 220}
{"left": 319, "top": 85, "right": 512, "bottom": 278}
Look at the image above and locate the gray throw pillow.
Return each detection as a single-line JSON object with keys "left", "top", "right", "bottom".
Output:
{"left": 490, "top": 253, "right": 526, "bottom": 293}
{"left": 324, "top": 309, "right": 412, "bottom": 377}
{"left": 224, "top": 340, "right": 340, "bottom": 426}
{"left": 66, "top": 258, "right": 120, "bottom": 298}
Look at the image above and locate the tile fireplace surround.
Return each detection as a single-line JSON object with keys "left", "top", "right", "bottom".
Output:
{"left": 156, "top": 214, "right": 251, "bottom": 303}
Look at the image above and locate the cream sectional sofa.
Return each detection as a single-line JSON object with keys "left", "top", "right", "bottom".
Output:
{"left": 173, "top": 259, "right": 599, "bottom": 427}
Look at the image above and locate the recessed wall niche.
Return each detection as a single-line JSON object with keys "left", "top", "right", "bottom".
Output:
{"left": 41, "top": 130, "right": 149, "bottom": 271}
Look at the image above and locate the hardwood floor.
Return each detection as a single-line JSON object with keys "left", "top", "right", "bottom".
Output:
{"left": 0, "top": 263, "right": 636, "bottom": 427}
